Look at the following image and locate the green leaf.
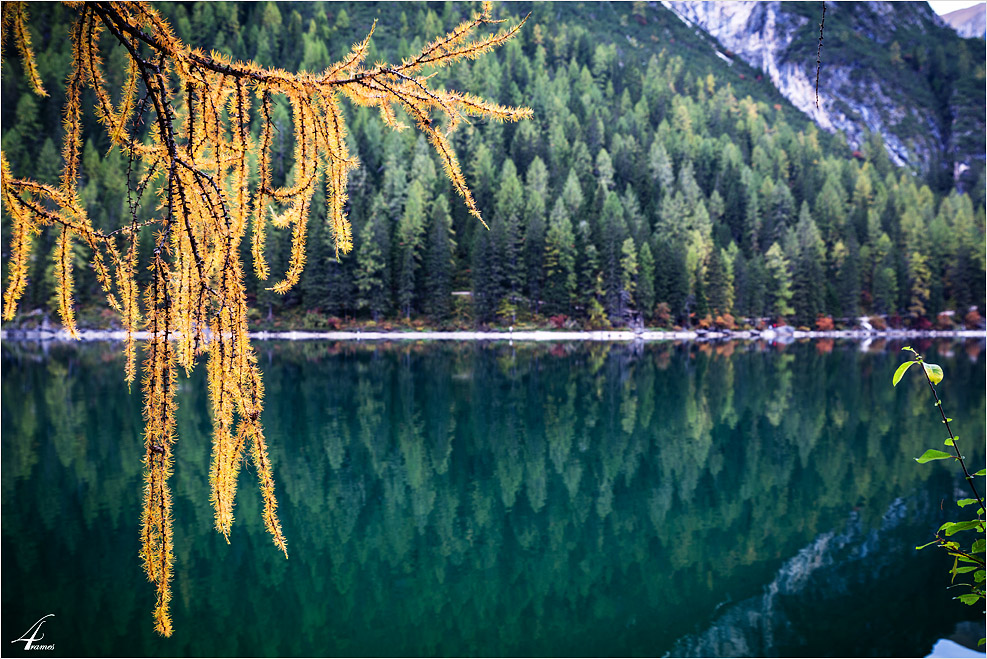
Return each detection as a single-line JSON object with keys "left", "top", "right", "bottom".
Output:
{"left": 945, "top": 438, "right": 955, "bottom": 446}
{"left": 975, "top": 468, "right": 986, "bottom": 477}
{"left": 972, "top": 539, "right": 985, "bottom": 554}
{"left": 975, "top": 570, "right": 986, "bottom": 583}
{"left": 942, "top": 520, "right": 985, "bottom": 536}
{"left": 916, "top": 540, "right": 939, "bottom": 550}
{"left": 957, "top": 593, "right": 981, "bottom": 606}
{"left": 892, "top": 360, "right": 916, "bottom": 386}
{"left": 923, "top": 362, "right": 944, "bottom": 384}
{"left": 957, "top": 498, "right": 978, "bottom": 507}
{"left": 916, "top": 449, "right": 953, "bottom": 463}
{"left": 953, "top": 565, "right": 979, "bottom": 574}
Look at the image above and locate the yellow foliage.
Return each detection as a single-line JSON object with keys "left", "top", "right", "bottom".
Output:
{"left": 0, "top": 0, "right": 528, "bottom": 636}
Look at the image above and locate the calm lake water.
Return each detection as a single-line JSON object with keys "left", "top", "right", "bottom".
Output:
{"left": 2, "top": 338, "right": 984, "bottom": 657}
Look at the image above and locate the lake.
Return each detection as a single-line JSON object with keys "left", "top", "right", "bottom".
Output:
{"left": 2, "top": 338, "right": 984, "bottom": 657}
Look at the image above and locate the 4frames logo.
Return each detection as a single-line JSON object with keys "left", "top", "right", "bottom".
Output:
{"left": 11, "top": 614, "right": 55, "bottom": 651}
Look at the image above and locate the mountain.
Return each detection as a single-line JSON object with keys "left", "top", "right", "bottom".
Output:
{"left": 942, "top": 3, "right": 986, "bottom": 39}
{"left": 661, "top": 1, "right": 986, "bottom": 194}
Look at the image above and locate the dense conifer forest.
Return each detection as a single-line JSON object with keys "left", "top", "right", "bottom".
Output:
{"left": 3, "top": 1, "right": 984, "bottom": 331}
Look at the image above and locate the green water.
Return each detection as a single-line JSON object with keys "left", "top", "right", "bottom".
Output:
{"left": 2, "top": 339, "right": 984, "bottom": 657}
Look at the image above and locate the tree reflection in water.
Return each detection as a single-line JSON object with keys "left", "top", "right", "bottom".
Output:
{"left": 2, "top": 339, "right": 983, "bottom": 656}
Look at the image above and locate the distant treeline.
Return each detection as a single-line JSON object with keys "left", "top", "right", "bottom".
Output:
{"left": 2, "top": 2, "right": 984, "bottom": 329}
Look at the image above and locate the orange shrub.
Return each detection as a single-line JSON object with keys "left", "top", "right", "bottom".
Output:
{"left": 868, "top": 316, "right": 887, "bottom": 331}
{"left": 714, "top": 313, "right": 736, "bottom": 330}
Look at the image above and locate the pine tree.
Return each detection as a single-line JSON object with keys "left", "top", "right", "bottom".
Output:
{"left": 397, "top": 181, "right": 428, "bottom": 318}
{"left": 653, "top": 237, "right": 689, "bottom": 323}
{"left": 599, "top": 192, "right": 627, "bottom": 319}
{"left": 907, "top": 251, "right": 931, "bottom": 319}
{"left": 355, "top": 195, "right": 391, "bottom": 321}
{"left": 790, "top": 203, "right": 825, "bottom": 326}
{"left": 494, "top": 158, "right": 526, "bottom": 309}
{"left": 424, "top": 195, "right": 455, "bottom": 320}
{"left": 705, "top": 247, "right": 733, "bottom": 316}
{"left": 576, "top": 219, "right": 601, "bottom": 312}
{"left": 542, "top": 198, "right": 576, "bottom": 316}
{"left": 637, "top": 242, "right": 656, "bottom": 320}
{"left": 524, "top": 157, "right": 549, "bottom": 313}
{"left": 472, "top": 221, "right": 500, "bottom": 324}
{"left": 620, "top": 237, "right": 638, "bottom": 318}
{"left": 831, "top": 236, "right": 861, "bottom": 321}
{"left": 764, "top": 242, "right": 795, "bottom": 320}
{"left": 871, "top": 233, "right": 898, "bottom": 315}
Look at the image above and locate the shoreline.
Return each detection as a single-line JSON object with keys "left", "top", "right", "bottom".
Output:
{"left": 2, "top": 327, "right": 985, "bottom": 343}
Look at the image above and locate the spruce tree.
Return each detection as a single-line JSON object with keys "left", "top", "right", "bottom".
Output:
{"left": 764, "top": 242, "right": 795, "bottom": 320}
{"left": 542, "top": 198, "right": 576, "bottom": 316}
{"left": 494, "top": 159, "right": 526, "bottom": 309}
{"left": 620, "top": 237, "right": 638, "bottom": 319}
{"left": 424, "top": 195, "right": 455, "bottom": 321}
{"left": 397, "top": 181, "right": 427, "bottom": 318}
{"left": 790, "top": 203, "right": 825, "bottom": 326}
{"left": 355, "top": 195, "right": 391, "bottom": 321}
{"left": 637, "top": 242, "right": 656, "bottom": 321}
{"left": 600, "top": 193, "right": 627, "bottom": 318}
{"left": 524, "top": 157, "right": 549, "bottom": 313}
{"left": 653, "top": 237, "right": 689, "bottom": 323}
{"left": 705, "top": 247, "right": 733, "bottom": 317}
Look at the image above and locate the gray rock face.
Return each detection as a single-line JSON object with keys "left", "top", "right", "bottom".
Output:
{"left": 660, "top": 1, "right": 980, "bottom": 186}
{"left": 941, "top": 3, "right": 986, "bottom": 39}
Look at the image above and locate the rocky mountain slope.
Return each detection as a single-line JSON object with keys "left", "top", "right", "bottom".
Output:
{"left": 661, "top": 1, "right": 985, "bottom": 193}
{"left": 942, "top": 3, "right": 986, "bottom": 39}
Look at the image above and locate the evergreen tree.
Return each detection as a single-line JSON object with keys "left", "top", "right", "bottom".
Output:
{"left": 355, "top": 195, "right": 391, "bottom": 321}
{"left": 524, "top": 157, "right": 550, "bottom": 312}
{"left": 542, "top": 198, "right": 576, "bottom": 316}
{"left": 691, "top": 260, "right": 709, "bottom": 321}
{"left": 576, "top": 219, "right": 601, "bottom": 312}
{"left": 493, "top": 158, "right": 526, "bottom": 309}
{"left": 637, "top": 242, "right": 656, "bottom": 321}
{"left": 653, "top": 237, "right": 689, "bottom": 323}
{"left": 870, "top": 233, "right": 898, "bottom": 314}
{"left": 620, "top": 237, "right": 638, "bottom": 318}
{"left": 472, "top": 223, "right": 500, "bottom": 323}
{"left": 790, "top": 203, "right": 825, "bottom": 326}
{"left": 705, "top": 247, "right": 733, "bottom": 316}
{"left": 599, "top": 192, "right": 627, "bottom": 319}
{"left": 764, "top": 242, "right": 795, "bottom": 320}
{"left": 424, "top": 195, "right": 455, "bottom": 320}
{"left": 397, "top": 181, "right": 427, "bottom": 318}
{"left": 831, "top": 236, "right": 861, "bottom": 321}
{"left": 907, "top": 251, "right": 931, "bottom": 319}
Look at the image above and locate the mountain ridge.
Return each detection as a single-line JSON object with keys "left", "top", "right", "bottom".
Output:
{"left": 661, "top": 0, "right": 985, "bottom": 194}
{"left": 942, "top": 3, "right": 986, "bottom": 39}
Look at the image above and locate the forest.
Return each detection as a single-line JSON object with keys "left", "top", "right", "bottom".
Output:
{"left": 2, "top": 1, "right": 985, "bottom": 331}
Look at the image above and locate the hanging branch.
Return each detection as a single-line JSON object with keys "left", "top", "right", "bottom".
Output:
{"left": 0, "top": 0, "right": 530, "bottom": 636}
